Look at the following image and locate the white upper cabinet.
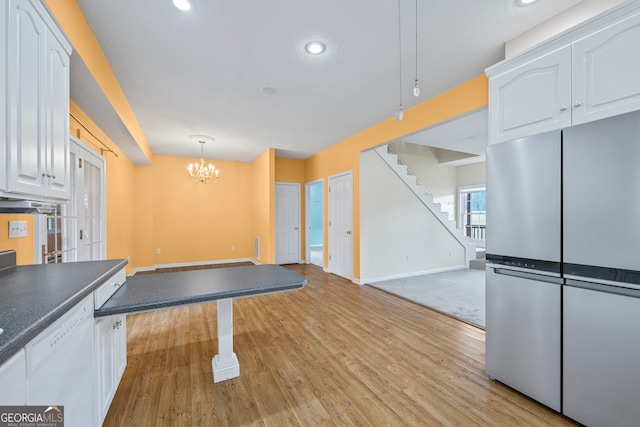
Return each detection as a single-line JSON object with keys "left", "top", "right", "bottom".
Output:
{"left": 487, "top": 3, "right": 640, "bottom": 144}
{"left": 489, "top": 46, "right": 572, "bottom": 144}
{"left": 572, "top": 12, "right": 640, "bottom": 125}
{"left": 2, "top": 0, "right": 71, "bottom": 200}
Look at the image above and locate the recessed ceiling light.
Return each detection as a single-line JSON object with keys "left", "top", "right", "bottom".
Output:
{"left": 173, "top": 0, "right": 191, "bottom": 11}
{"left": 515, "top": 0, "right": 539, "bottom": 5}
{"left": 304, "top": 41, "right": 326, "bottom": 55}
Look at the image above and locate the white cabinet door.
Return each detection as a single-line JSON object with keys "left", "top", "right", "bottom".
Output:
{"left": 95, "top": 314, "right": 126, "bottom": 425}
{"left": 8, "top": 0, "right": 46, "bottom": 196}
{"left": 0, "top": 349, "right": 27, "bottom": 405}
{"left": 95, "top": 317, "right": 116, "bottom": 425}
{"left": 572, "top": 12, "right": 640, "bottom": 125}
{"left": 43, "top": 29, "right": 70, "bottom": 199}
{"left": 489, "top": 46, "right": 572, "bottom": 144}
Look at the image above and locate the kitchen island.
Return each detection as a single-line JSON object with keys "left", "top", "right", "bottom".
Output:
{"left": 95, "top": 264, "right": 307, "bottom": 382}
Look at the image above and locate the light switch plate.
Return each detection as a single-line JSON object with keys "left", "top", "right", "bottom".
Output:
{"left": 9, "top": 221, "right": 27, "bottom": 238}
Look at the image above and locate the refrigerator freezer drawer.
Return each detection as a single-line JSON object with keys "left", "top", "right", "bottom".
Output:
{"left": 486, "top": 267, "right": 561, "bottom": 411}
{"left": 563, "top": 284, "right": 640, "bottom": 427}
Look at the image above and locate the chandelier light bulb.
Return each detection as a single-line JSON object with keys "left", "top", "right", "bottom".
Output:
{"left": 396, "top": 104, "right": 404, "bottom": 122}
{"left": 413, "top": 79, "right": 420, "bottom": 97}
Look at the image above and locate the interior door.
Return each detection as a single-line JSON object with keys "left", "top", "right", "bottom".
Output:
{"left": 328, "top": 171, "right": 353, "bottom": 280}
{"left": 275, "top": 182, "right": 300, "bottom": 264}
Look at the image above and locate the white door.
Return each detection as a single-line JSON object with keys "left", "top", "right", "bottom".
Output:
{"left": 35, "top": 137, "right": 106, "bottom": 263}
{"left": 328, "top": 171, "right": 353, "bottom": 280}
{"left": 275, "top": 182, "right": 300, "bottom": 264}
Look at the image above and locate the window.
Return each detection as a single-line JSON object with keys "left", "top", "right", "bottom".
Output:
{"left": 459, "top": 186, "right": 486, "bottom": 241}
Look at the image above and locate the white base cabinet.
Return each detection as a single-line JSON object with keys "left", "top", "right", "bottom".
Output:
{"left": 93, "top": 268, "right": 127, "bottom": 426}
{"left": 487, "top": 3, "right": 640, "bottom": 144}
{"left": 94, "top": 315, "right": 126, "bottom": 425}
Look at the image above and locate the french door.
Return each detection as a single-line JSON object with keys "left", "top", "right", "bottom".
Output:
{"left": 35, "top": 137, "right": 106, "bottom": 263}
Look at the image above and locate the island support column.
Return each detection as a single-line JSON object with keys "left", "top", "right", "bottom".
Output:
{"left": 212, "top": 298, "right": 240, "bottom": 382}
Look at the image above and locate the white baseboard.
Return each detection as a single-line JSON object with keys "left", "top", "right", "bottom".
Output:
{"left": 129, "top": 258, "right": 258, "bottom": 276}
{"left": 360, "top": 265, "right": 466, "bottom": 285}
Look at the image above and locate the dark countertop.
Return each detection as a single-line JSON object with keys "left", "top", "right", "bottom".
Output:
{"left": 0, "top": 259, "right": 128, "bottom": 365}
{"left": 95, "top": 264, "right": 307, "bottom": 317}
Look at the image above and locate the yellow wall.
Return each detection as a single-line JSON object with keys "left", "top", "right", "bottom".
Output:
{"left": 304, "top": 75, "right": 488, "bottom": 278}
{"left": 251, "top": 149, "right": 275, "bottom": 264}
{"left": 70, "top": 102, "right": 138, "bottom": 273}
{"left": 151, "top": 155, "right": 253, "bottom": 265}
{"left": 0, "top": 215, "right": 35, "bottom": 265}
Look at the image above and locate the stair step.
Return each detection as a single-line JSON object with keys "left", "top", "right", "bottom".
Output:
{"left": 469, "top": 259, "right": 486, "bottom": 270}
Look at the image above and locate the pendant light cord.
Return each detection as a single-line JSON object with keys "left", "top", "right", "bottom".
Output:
{"left": 415, "top": 0, "right": 418, "bottom": 81}
{"left": 398, "top": 0, "right": 403, "bottom": 115}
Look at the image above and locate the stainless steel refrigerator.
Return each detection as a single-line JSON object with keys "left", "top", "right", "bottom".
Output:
{"left": 486, "top": 109, "right": 640, "bottom": 425}
{"left": 485, "top": 130, "right": 562, "bottom": 412}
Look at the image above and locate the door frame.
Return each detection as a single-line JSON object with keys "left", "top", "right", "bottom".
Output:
{"left": 304, "top": 178, "right": 324, "bottom": 267}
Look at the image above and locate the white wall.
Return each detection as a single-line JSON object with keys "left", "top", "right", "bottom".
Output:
{"left": 360, "top": 150, "right": 465, "bottom": 283}
{"left": 457, "top": 162, "right": 486, "bottom": 189}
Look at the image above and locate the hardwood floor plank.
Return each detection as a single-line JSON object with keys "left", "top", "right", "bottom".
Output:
{"left": 102, "top": 264, "right": 577, "bottom": 426}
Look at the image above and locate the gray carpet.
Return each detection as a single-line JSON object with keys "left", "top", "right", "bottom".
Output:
{"left": 367, "top": 268, "right": 485, "bottom": 328}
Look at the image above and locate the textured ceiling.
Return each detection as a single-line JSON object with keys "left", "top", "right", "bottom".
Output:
{"left": 72, "top": 0, "right": 583, "bottom": 164}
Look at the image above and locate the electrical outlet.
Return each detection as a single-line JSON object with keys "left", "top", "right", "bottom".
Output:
{"left": 8, "top": 221, "right": 27, "bottom": 238}
{"left": 156, "top": 248, "right": 161, "bottom": 254}
{"left": 231, "top": 245, "right": 235, "bottom": 251}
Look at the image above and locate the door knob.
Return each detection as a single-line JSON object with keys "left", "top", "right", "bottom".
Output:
{"left": 574, "top": 100, "right": 582, "bottom": 108}
{"left": 346, "top": 230, "right": 352, "bottom": 235}
{"left": 560, "top": 105, "right": 567, "bottom": 111}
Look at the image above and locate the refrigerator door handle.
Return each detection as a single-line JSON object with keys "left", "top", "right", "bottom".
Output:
{"left": 566, "top": 279, "right": 640, "bottom": 297}
{"left": 490, "top": 266, "right": 564, "bottom": 285}
{"left": 564, "top": 274, "right": 640, "bottom": 291}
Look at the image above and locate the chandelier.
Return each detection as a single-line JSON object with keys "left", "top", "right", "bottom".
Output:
{"left": 187, "top": 135, "right": 219, "bottom": 184}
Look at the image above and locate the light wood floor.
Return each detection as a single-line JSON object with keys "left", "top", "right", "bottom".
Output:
{"left": 104, "top": 264, "right": 577, "bottom": 426}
